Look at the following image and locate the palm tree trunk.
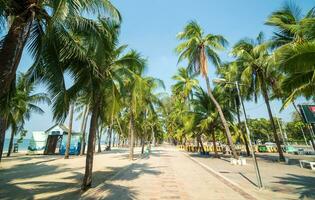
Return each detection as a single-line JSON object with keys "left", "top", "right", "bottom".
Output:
{"left": 97, "top": 127, "right": 102, "bottom": 153}
{"left": 7, "top": 126, "right": 15, "bottom": 157}
{"left": 236, "top": 103, "right": 250, "bottom": 156}
{"left": 108, "top": 126, "right": 112, "bottom": 150}
{"left": 151, "top": 127, "right": 155, "bottom": 147}
{"left": 117, "top": 134, "right": 120, "bottom": 147}
{"left": 65, "top": 104, "right": 74, "bottom": 159}
{"left": 0, "top": 15, "right": 33, "bottom": 101}
{"left": 129, "top": 113, "right": 135, "bottom": 160}
{"left": 205, "top": 76, "right": 238, "bottom": 158}
{"left": 141, "top": 137, "right": 145, "bottom": 154}
{"left": 211, "top": 130, "right": 218, "bottom": 157}
{"left": 183, "top": 136, "right": 186, "bottom": 146}
{"left": 80, "top": 106, "right": 89, "bottom": 156}
{"left": 261, "top": 83, "right": 285, "bottom": 161}
{"left": 112, "top": 133, "right": 116, "bottom": 147}
{"left": 197, "top": 134, "right": 205, "bottom": 154}
{"left": 0, "top": 117, "right": 8, "bottom": 162}
{"left": 82, "top": 100, "right": 100, "bottom": 190}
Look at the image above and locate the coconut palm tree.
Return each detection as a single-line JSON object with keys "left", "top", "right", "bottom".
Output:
{"left": 176, "top": 21, "right": 238, "bottom": 158}
{"left": 141, "top": 77, "right": 165, "bottom": 149}
{"left": 79, "top": 39, "right": 145, "bottom": 190}
{"left": 232, "top": 33, "right": 285, "bottom": 161}
{"left": 265, "top": 2, "right": 315, "bottom": 48}
{"left": 123, "top": 53, "right": 148, "bottom": 160}
{"left": 191, "top": 86, "right": 236, "bottom": 157}
{"left": 27, "top": 16, "right": 144, "bottom": 190}
{"left": 266, "top": 2, "right": 315, "bottom": 107}
{"left": 0, "top": 0, "right": 120, "bottom": 102}
{"left": 0, "top": 1, "right": 121, "bottom": 162}
{"left": 172, "top": 67, "right": 199, "bottom": 101}
{"left": 3, "top": 73, "right": 49, "bottom": 158}
{"left": 75, "top": 96, "right": 90, "bottom": 156}
{"left": 217, "top": 62, "right": 251, "bottom": 156}
{"left": 100, "top": 83, "right": 122, "bottom": 151}
{"left": 64, "top": 103, "right": 74, "bottom": 159}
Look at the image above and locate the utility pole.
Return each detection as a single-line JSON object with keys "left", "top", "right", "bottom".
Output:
{"left": 236, "top": 81, "right": 263, "bottom": 189}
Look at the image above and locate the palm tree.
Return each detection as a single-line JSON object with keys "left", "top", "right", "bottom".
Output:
{"left": 0, "top": 0, "right": 121, "bottom": 162}
{"left": 141, "top": 77, "right": 165, "bottom": 150}
{"left": 4, "top": 73, "right": 49, "bottom": 158}
{"left": 123, "top": 53, "right": 147, "bottom": 160}
{"left": 0, "top": 0, "right": 120, "bottom": 102}
{"left": 232, "top": 33, "right": 285, "bottom": 161}
{"left": 79, "top": 37, "right": 144, "bottom": 189}
{"left": 191, "top": 86, "right": 236, "bottom": 157}
{"left": 266, "top": 2, "right": 315, "bottom": 107}
{"left": 265, "top": 2, "right": 315, "bottom": 48}
{"left": 217, "top": 62, "right": 251, "bottom": 156}
{"left": 266, "top": 3, "right": 315, "bottom": 153}
{"left": 172, "top": 67, "right": 199, "bottom": 101}
{"left": 64, "top": 103, "right": 74, "bottom": 159}
{"left": 76, "top": 97, "right": 90, "bottom": 156}
{"left": 176, "top": 21, "right": 238, "bottom": 158}
{"left": 27, "top": 17, "right": 143, "bottom": 190}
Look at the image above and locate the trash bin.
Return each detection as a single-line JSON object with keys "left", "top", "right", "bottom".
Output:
{"left": 258, "top": 145, "right": 267, "bottom": 152}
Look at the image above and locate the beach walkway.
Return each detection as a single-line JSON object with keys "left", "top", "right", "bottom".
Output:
{"left": 82, "top": 146, "right": 250, "bottom": 200}
{"left": 1, "top": 146, "right": 315, "bottom": 199}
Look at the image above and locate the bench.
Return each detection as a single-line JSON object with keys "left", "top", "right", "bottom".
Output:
{"left": 299, "top": 160, "right": 315, "bottom": 170}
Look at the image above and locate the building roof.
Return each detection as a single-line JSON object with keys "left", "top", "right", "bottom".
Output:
{"left": 45, "top": 123, "right": 81, "bottom": 135}
{"left": 45, "top": 124, "right": 69, "bottom": 133}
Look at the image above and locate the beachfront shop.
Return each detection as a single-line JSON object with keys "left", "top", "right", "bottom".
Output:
{"left": 28, "top": 124, "right": 81, "bottom": 155}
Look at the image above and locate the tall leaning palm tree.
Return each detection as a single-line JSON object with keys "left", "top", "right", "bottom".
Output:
{"left": 232, "top": 33, "right": 285, "bottom": 161}
{"left": 192, "top": 86, "right": 236, "bottom": 157}
{"left": 0, "top": 0, "right": 120, "bottom": 101}
{"left": 217, "top": 62, "right": 251, "bottom": 156}
{"left": 176, "top": 21, "right": 238, "bottom": 158}
{"left": 0, "top": 0, "right": 121, "bottom": 163}
{"left": 27, "top": 18, "right": 125, "bottom": 190}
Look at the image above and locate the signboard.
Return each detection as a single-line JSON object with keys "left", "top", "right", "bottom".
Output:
{"left": 299, "top": 105, "right": 315, "bottom": 123}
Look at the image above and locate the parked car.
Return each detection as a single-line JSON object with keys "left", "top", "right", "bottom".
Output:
{"left": 265, "top": 142, "right": 276, "bottom": 147}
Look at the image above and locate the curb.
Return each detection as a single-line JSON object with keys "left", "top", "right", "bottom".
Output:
{"left": 183, "top": 152, "right": 258, "bottom": 200}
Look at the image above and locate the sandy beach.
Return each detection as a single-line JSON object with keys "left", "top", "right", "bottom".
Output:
{"left": 0, "top": 147, "right": 138, "bottom": 200}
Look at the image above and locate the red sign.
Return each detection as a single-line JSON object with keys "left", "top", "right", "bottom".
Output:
{"left": 309, "top": 106, "right": 315, "bottom": 113}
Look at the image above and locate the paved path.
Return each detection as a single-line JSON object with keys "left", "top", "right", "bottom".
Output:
{"left": 83, "top": 146, "right": 253, "bottom": 200}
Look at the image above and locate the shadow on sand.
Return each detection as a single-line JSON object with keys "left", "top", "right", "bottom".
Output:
{"left": 0, "top": 150, "right": 161, "bottom": 200}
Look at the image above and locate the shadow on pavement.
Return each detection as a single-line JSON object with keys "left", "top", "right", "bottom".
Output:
{"left": 273, "top": 173, "right": 315, "bottom": 199}
{"left": 82, "top": 162, "right": 162, "bottom": 200}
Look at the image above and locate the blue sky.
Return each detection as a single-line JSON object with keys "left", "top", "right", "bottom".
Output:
{"left": 14, "top": 0, "right": 315, "bottom": 138}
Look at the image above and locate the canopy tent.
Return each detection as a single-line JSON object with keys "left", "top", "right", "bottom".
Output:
{"left": 27, "top": 131, "right": 47, "bottom": 154}
{"left": 28, "top": 124, "right": 82, "bottom": 155}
